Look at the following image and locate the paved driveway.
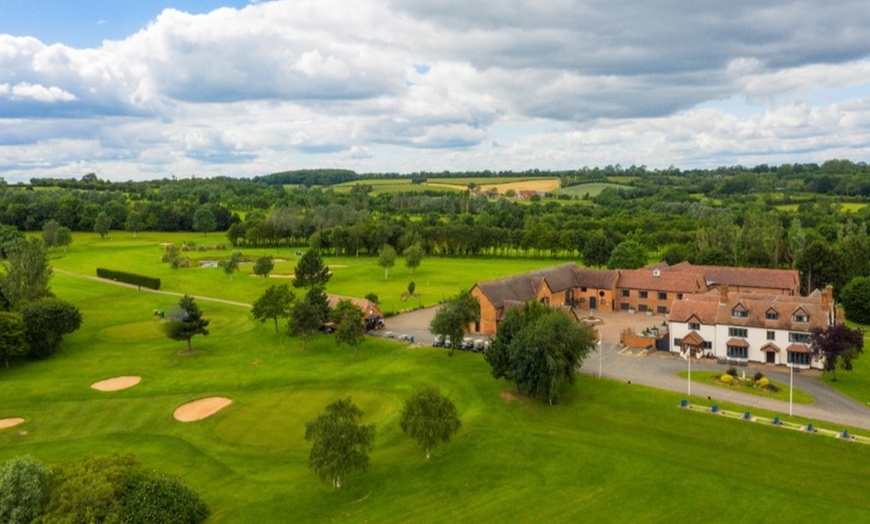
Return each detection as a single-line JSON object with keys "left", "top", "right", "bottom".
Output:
{"left": 381, "top": 305, "right": 870, "bottom": 430}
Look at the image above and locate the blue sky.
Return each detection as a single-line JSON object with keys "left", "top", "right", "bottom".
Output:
{"left": 1, "top": 1, "right": 869, "bottom": 182}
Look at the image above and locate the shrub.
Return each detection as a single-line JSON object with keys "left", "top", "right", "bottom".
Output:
{"left": 0, "top": 455, "right": 51, "bottom": 524}
{"left": 754, "top": 371, "right": 765, "bottom": 381}
{"left": 758, "top": 377, "right": 770, "bottom": 387}
{"left": 765, "top": 383, "right": 780, "bottom": 393}
{"left": 745, "top": 378, "right": 754, "bottom": 387}
{"left": 121, "top": 471, "right": 209, "bottom": 524}
{"left": 726, "top": 367, "right": 738, "bottom": 377}
{"left": 96, "top": 268, "right": 161, "bottom": 290}
{"left": 365, "top": 292, "right": 379, "bottom": 304}
{"left": 720, "top": 374, "right": 733, "bottom": 384}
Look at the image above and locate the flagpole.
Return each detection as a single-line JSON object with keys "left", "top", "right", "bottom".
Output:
{"left": 597, "top": 338, "right": 602, "bottom": 379}
{"left": 789, "top": 362, "right": 794, "bottom": 417}
{"left": 687, "top": 348, "right": 692, "bottom": 397}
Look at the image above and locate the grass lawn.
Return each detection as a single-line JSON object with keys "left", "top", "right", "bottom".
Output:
{"left": 45, "top": 231, "right": 563, "bottom": 313}
{"left": 820, "top": 327, "right": 870, "bottom": 409}
{"left": 678, "top": 371, "right": 814, "bottom": 404}
{"left": 2, "top": 274, "right": 869, "bottom": 522}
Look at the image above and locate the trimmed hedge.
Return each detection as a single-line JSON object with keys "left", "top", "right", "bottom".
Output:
{"left": 97, "top": 268, "right": 161, "bottom": 290}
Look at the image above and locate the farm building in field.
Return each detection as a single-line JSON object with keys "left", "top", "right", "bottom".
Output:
{"left": 469, "top": 262, "right": 802, "bottom": 337}
{"left": 668, "top": 286, "right": 834, "bottom": 369}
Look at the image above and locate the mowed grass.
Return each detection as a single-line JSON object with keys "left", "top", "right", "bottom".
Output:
{"left": 820, "top": 327, "right": 870, "bottom": 409}
{"left": 331, "top": 179, "right": 461, "bottom": 194}
{"left": 1, "top": 274, "right": 869, "bottom": 522}
{"left": 46, "top": 232, "right": 562, "bottom": 313}
{"left": 555, "top": 182, "right": 631, "bottom": 197}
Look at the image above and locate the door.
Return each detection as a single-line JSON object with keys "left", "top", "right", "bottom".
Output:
{"left": 589, "top": 297, "right": 597, "bottom": 309}
{"left": 766, "top": 351, "right": 776, "bottom": 364}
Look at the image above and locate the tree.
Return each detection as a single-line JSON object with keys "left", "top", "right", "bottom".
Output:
{"left": 378, "top": 244, "right": 397, "bottom": 279}
{"left": 251, "top": 284, "right": 295, "bottom": 334}
{"left": 607, "top": 239, "right": 647, "bottom": 269}
{"left": 165, "top": 295, "right": 210, "bottom": 353}
{"left": 839, "top": 276, "right": 870, "bottom": 325}
{"left": 429, "top": 290, "right": 480, "bottom": 356}
{"left": 94, "top": 211, "right": 112, "bottom": 239}
{"left": 121, "top": 471, "right": 210, "bottom": 524}
{"left": 399, "top": 387, "right": 461, "bottom": 460}
{"left": 0, "top": 311, "right": 27, "bottom": 367}
{"left": 289, "top": 292, "right": 326, "bottom": 351}
{"left": 810, "top": 323, "right": 864, "bottom": 381}
{"left": 331, "top": 299, "right": 365, "bottom": 353}
{"left": 125, "top": 210, "right": 144, "bottom": 238}
{"left": 292, "top": 249, "right": 331, "bottom": 289}
{"left": 486, "top": 301, "right": 595, "bottom": 404}
{"left": 0, "top": 237, "right": 53, "bottom": 308}
{"left": 42, "top": 454, "right": 141, "bottom": 524}
{"left": 193, "top": 205, "right": 217, "bottom": 236}
{"left": 19, "top": 298, "right": 82, "bottom": 359}
{"left": 582, "top": 233, "right": 613, "bottom": 269}
{"left": 305, "top": 397, "right": 376, "bottom": 489}
{"left": 404, "top": 242, "right": 424, "bottom": 274}
{"left": 41, "top": 219, "right": 60, "bottom": 249}
{"left": 253, "top": 256, "right": 275, "bottom": 279}
{"left": 408, "top": 281, "right": 416, "bottom": 296}
{"left": 220, "top": 250, "right": 242, "bottom": 279}
{"left": 55, "top": 226, "right": 72, "bottom": 252}
{"left": 0, "top": 455, "right": 51, "bottom": 524}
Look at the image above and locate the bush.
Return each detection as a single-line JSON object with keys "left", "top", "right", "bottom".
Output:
{"left": 720, "top": 374, "right": 733, "bottom": 384}
{"left": 726, "top": 367, "right": 738, "bottom": 377}
{"left": 121, "top": 471, "right": 209, "bottom": 524}
{"left": 765, "top": 383, "right": 780, "bottom": 393}
{"left": 96, "top": 268, "right": 161, "bottom": 290}
{"left": 365, "top": 292, "right": 379, "bottom": 304}
{"left": 758, "top": 377, "right": 770, "bottom": 387}
{"left": 0, "top": 455, "right": 51, "bottom": 524}
{"left": 754, "top": 371, "right": 765, "bottom": 381}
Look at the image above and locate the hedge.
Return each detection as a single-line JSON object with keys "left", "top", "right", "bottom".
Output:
{"left": 96, "top": 268, "right": 161, "bottom": 290}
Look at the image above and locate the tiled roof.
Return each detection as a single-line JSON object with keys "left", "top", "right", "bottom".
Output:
{"left": 475, "top": 263, "right": 618, "bottom": 309}
{"left": 327, "top": 294, "right": 382, "bottom": 318}
{"left": 727, "top": 338, "right": 749, "bottom": 348}
{"left": 669, "top": 289, "right": 830, "bottom": 332}
{"left": 681, "top": 331, "right": 705, "bottom": 346}
{"left": 668, "top": 262, "right": 798, "bottom": 291}
{"left": 787, "top": 343, "right": 811, "bottom": 353}
{"left": 761, "top": 343, "right": 781, "bottom": 353}
{"left": 617, "top": 268, "right": 707, "bottom": 293}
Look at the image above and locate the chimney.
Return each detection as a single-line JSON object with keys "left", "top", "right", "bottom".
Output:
{"left": 821, "top": 284, "right": 833, "bottom": 310}
{"left": 719, "top": 284, "right": 728, "bottom": 304}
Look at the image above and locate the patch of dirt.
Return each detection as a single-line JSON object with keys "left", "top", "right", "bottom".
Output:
{"left": 0, "top": 418, "right": 25, "bottom": 430}
{"left": 91, "top": 376, "right": 142, "bottom": 392}
{"left": 327, "top": 264, "right": 348, "bottom": 268}
{"left": 174, "top": 397, "right": 233, "bottom": 422}
{"left": 500, "top": 391, "right": 523, "bottom": 403}
{"left": 480, "top": 179, "right": 561, "bottom": 193}
{"left": 267, "top": 274, "right": 295, "bottom": 279}
{"left": 158, "top": 242, "right": 175, "bottom": 247}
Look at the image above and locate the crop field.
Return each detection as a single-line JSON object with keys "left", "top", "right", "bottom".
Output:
{"left": 330, "top": 179, "right": 462, "bottom": 194}
{"left": 555, "top": 182, "right": 631, "bottom": 197}
{"left": 2, "top": 232, "right": 869, "bottom": 522}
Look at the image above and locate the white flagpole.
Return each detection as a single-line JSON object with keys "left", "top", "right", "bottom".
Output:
{"left": 597, "top": 338, "right": 602, "bottom": 379}
{"left": 789, "top": 362, "right": 794, "bottom": 417}
{"left": 687, "top": 348, "right": 692, "bottom": 397}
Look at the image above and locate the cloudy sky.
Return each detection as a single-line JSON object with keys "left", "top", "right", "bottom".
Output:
{"left": 1, "top": 0, "right": 869, "bottom": 182}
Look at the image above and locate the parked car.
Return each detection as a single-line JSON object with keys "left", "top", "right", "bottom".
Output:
{"left": 433, "top": 334, "right": 444, "bottom": 347}
{"left": 461, "top": 337, "right": 475, "bottom": 350}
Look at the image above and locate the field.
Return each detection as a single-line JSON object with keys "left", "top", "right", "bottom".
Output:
{"left": 2, "top": 233, "right": 869, "bottom": 521}
{"left": 554, "top": 182, "right": 632, "bottom": 197}
{"left": 331, "top": 179, "right": 462, "bottom": 194}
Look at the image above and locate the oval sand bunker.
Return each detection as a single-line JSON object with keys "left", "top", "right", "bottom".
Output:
{"left": 174, "top": 397, "right": 233, "bottom": 422}
{"left": 91, "top": 376, "right": 142, "bottom": 392}
{"left": 0, "top": 418, "right": 25, "bottom": 430}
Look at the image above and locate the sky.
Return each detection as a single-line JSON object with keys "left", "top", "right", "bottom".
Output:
{"left": 1, "top": 0, "right": 869, "bottom": 182}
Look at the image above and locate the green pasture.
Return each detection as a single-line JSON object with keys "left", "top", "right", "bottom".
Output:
{"left": 426, "top": 177, "right": 547, "bottom": 187}
{"left": 678, "top": 371, "right": 814, "bottom": 404}
{"left": 330, "top": 179, "right": 462, "bottom": 194}
{"left": 1, "top": 273, "right": 868, "bottom": 522}
{"left": 554, "top": 182, "right": 631, "bottom": 197}
{"left": 820, "top": 327, "right": 870, "bottom": 408}
{"left": 44, "top": 232, "right": 562, "bottom": 313}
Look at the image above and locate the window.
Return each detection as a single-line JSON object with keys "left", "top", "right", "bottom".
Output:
{"left": 657, "top": 306, "right": 668, "bottom": 314}
{"left": 620, "top": 303, "right": 630, "bottom": 311}
{"left": 688, "top": 322, "right": 701, "bottom": 330}
{"left": 474, "top": 321, "right": 480, "bottom": 333}
{"left": 540, "top": 297, "right": 549, "bottom": 305}
{"left": 789, "top": 332, "right": 810, "bottom": 343}
{"left": 677, "top": 293, "right": 683, "bottom": 300}
{"left": 792, "top": 313, "right": 809, "bottom": 323}
{"left": 581, "top": 287, "right": 587, "bottom": 292}
{"left": 658, "top": 292, "right": 667, "bottom": 300}
{"left": 639, "top": 291, "right": 648, "bottom": 299}
{"left": 621, "top": 289, "right": 630, "bottom": 297}
{"left": 788, "top": 352, "right": 811, "bottom": 366}
{"left": 728, "top": 327, "right": 748, "bottom": 337}
{"left": 766, "top": 331, "right": 775, "bottom": 341}
{"left": 638, "top": 304, "right": 649, "bottom": 312}
{"left": 766, "top": 309, "right": 778, "bottom": 320}
{"left": 727, "top": 346, "right": 748, "bottom": 359}
{"left": 732, "top": 308, "right": 748, "bottom": 318}
{"left": 674, "top": 338, "right": 682, "bottom": 346}
{"left": 703, "top": 341, "right": 712, "bottom": 349}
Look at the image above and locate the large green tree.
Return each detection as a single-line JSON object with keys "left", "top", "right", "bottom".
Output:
{"left": 305, "top": 397, "right": 376, "bottom": 489}
{"left": 124, "top": 210, "right": 144, "bottom": 238}
{"left": 0, "top": 455, "right": 51, "bottom": 524}
{"left": 94, "top": 211, "right": 112, "bottom": 239}
{"left": 41, "top": 220, "right": 60, "bottom": 250}
{"left": 252, "top": 284, "right": 295, "bottom": 334}
{"left": 331, "top": 299, "right": 365, "bottom": 353}
{"left": 404, "top": 242, "right": 424, "bottom": 274}
{"left": 253, "top": 256, "right": 275, "bottom": 279}
{"left": 220, "top": 251, "right": 242, "bottom": 279}
{"left": 840, "top": 276, "right": 870, "bottom": 325}
{"left": 0, "top": 237, "right": 53, "bottom": 308}
{"left": 193, "top": 205, "right": 217, "bottom": 236}
{"left": 292, "top": 249, "right": 331, "bottom": 289}
{"left": 378, "top": 244, "right": 397, "bottom": 279}
{"left": 810, "top": 323, "right": 864, "bottom": 381}
{"left": 607, "top": 239, "right": 647, "bottom": 269}
{"left": 399, "top": 386, "right": 461, "bottom": 460}
{"left": 486, "top": 301, "right": 595, "bottom": 404}
{"left": 42, "top": 454, "right": 141, "bottom": 524}
{"left": 289, "top": 292, "right": 326, "bottom": 351}
{"left": 0, "top": 224, "right": 24, "bottom": 258}
{"left": 429, "top": 290, "right": 480, "bottom": 356}
{"left": 582, "top": 232, "right": 613, "bottom": 269}
{"left": 19, "top": 298, "right": 81, "bottom": 359}
{"left": 0, "top": 311, "right": 28, "bottom": 367}
{"left": 165, "top": 295, "right": 210, "bottom": 353}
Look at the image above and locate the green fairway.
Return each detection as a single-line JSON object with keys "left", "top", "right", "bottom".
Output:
{"left": 1, "top": 270, "right": 869, "bottom": 522}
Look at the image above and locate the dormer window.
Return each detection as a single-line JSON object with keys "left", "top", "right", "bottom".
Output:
{"left": 766, "top": 309, "right": 778, "bottom": 321}
{"left": 792, "top": 312, "right": 808, "bottom": 322}
{"left": 731, "top": 304, "right": 748, "bottom": 318}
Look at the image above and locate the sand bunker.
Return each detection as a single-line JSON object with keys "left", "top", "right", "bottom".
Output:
{"left": 0, "top": 418, "right": 25, "bottom": 430}
{"left": 91, "top": 376, "right": 142, "bottom": 392}
{"left": 174, "top": 397, "right": 233, "bottom": 422}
